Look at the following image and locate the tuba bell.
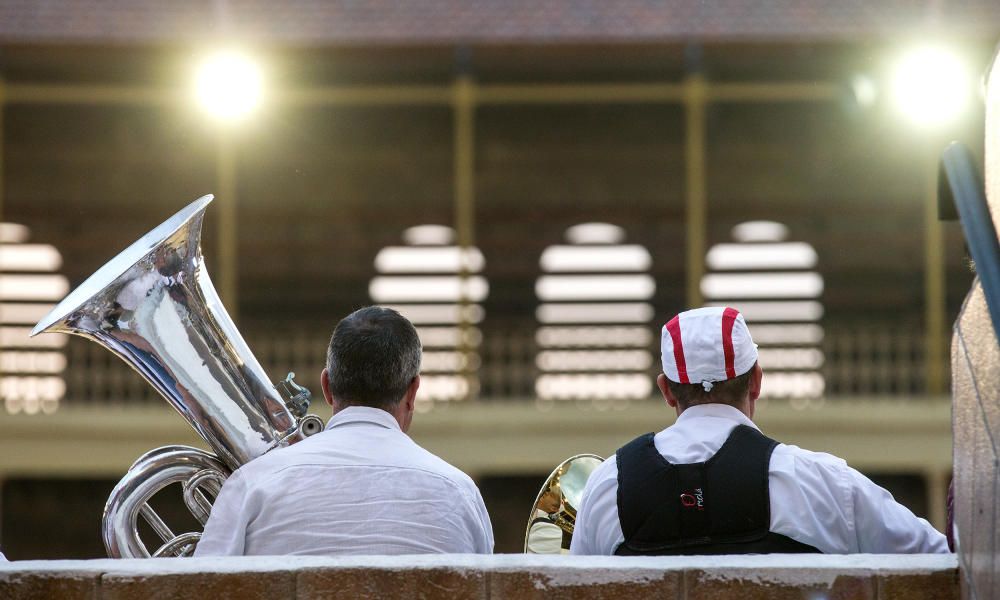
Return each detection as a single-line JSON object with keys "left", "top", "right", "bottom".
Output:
{"left": 524, "top": 453, "right": 603, "bottom": 554}
{"left": 31, "top": 195, "right": 324, "bottom": 558}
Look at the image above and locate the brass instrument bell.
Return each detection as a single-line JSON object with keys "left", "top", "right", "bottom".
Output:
{"left": 524, "top": 454, "right": 603, "bottom": 554}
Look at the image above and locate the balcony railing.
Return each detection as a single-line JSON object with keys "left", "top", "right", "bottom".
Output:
{"left": 50, "top": 325, "right": 942, "bottom": 409}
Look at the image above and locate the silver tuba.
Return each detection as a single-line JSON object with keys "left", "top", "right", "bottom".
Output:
{"left": 31, "top": 195, "right": 324, "bottom": 558}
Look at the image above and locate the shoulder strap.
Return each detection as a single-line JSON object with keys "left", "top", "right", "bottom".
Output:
{"left": 616, "top": 432, "right": 711, "bottom": 549}
{"left": 702, "top": 424, "right": 777, "bottom": 538}
{"left": 616, "top": 433, "right": 675, "bottom": 542}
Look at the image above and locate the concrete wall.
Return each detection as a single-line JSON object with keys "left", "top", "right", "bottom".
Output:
{"left": 0, "top": 554, "right": 959, "bottom": 600}
{"left": 951, "top": 44, "right": 1000, "bottom": 600}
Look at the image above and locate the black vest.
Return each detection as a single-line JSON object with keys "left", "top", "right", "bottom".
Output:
{"left": 614, "top": 424, "right": 820, "bottom": 555}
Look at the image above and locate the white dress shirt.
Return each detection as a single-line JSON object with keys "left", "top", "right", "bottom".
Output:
{"left": 569, "top": 403, "right": 949, "bottom": 555}
{"left": 196, "top": 406, "right": 494, "bottom": 556}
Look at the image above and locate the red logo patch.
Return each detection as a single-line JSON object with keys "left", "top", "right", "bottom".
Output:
{"left": 680, "top": 488, "right": 705, "bottom": 511}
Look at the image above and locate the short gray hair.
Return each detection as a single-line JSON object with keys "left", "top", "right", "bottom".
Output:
{"left": 325, "top": 306, "right": 422, "bottom": 410}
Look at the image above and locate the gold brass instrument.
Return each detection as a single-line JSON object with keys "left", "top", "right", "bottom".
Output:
{"left": 31, "top": 196, "right": 324, "bottom": 558}
{"left": 524, "top": 454, "right": 603, "bottom": 554}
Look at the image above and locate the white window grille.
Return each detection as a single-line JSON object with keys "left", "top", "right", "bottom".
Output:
{"left": 0, "top": 223, "right": 68, "bottom": 415}
{"left": 369, "top": 225, "right": 487, "bottom": 411}
{"left": 702, "top": 220, "right": 826, "bottom": 407}
{"left": 534, "top": 223, "right": 655, "bottom": 410}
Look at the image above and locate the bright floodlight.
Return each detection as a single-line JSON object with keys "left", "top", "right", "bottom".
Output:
{"left": 890, "top": 46, "right": 970, "bottom": 128}
{"left": 194, "top": 51, "right": 263, "bottom": 121}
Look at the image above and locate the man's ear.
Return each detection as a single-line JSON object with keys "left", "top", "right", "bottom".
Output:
{"left": 746, "top": 362, "right": 763, "bottom": 419}
{"left": 657, "top": 373, "right": 679, "bottom": 412}
{"left": 320, "top": 368, "right": 334, "bottom": 407}
{"left": 397, "top": 375, "right": 420, "bottom": 432}
{"left": 748, "top": 362, "right": 763, "bottom": 401}
{"left": 403, "top": 374, "right": 420, "bottom": 412}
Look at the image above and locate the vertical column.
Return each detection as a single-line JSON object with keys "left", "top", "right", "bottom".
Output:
{"left": 926, "top": 468, "right": 949, "bottom": 533}
{"left": 0, "top": 77, "right": 6, "bottom": 394}
{"left": 0, "top": 75, "right": 5, "bottom": 227}
{"left": 684, "top": 75, "right": 708, "bottom": 309}
{"left": 453, "top": 76, "right": 476, "bottom": 251}
{"left": 924, "top": 144, "right": 945, "bottom": 395}
{"left": 215, "top": 130, "right": 239, "bottom": 321}
{"left": 453, "top": 75, "right": 477, "bottom": 400}
{"left": 0, "top": 230, "right": 67, "bottom": 416}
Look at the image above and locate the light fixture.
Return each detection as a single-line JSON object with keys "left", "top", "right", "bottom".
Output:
{"left": 536, "top": 350, "right": 653, "bottom": 371}
{"left": 536, "top": 302, "right": 654, "bottom": 324}
{"left": 369, "top": 275, "right": 489, "bottom": 303}
{"left": 700, "top": 272, "right": 824, "bottom": 299}
{"left": 375, "top": 247, "right": 484, "bottom": 273}
{"left": 535, "top": 326, "right": 652, "bottom": 348}
{"left": 890, "top": 45, "right": 971, "bottom": 128}
{"left": 194, "top": 50, "right": 263, "bottom": 122}
{"left": 565, "top": 223, "right": 626, "bottom": 245}
{"left": 535, "top": 274, "right": 655, "bottom": 301}
{"left": 706, "top": 242, "right": 817, "bottom": 270}
{"left": 540, "top": 245, "right": 651, "bottom": 272}
{"left": 731, "top": 220, "right": 789, "bottom": 243}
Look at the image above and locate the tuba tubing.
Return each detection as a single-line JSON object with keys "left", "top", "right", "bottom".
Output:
{"left": 32, "top": 195, "right": 323, "bottom": 557}
{"left": 103, "top": 445, "right": 227, "bottom": 558}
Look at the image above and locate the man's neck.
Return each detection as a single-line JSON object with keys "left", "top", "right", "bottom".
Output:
{"left": 677, "top": 400, "right": 753, "bottom": 420}
{"left": 332, "top": 402, "right": 408, "bottom": 431}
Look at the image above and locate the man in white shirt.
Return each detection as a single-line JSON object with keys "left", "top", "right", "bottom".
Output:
{"left": 196, "top": 306, "right": 494, "bottom": 556}
{"left": 570, "top": 306, "right": 949, "bottom": 556}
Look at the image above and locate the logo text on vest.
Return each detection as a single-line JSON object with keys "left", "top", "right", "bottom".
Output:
{"left": 680, "top": 488, "right": 705, "bottom": 511}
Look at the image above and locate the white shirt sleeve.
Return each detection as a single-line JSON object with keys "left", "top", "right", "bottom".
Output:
{"left": 570, "top": 457, "right": 622, "bottom": 555}
{"left": 442, "top": 475, "right": 494, "bottom": 554}
{"left": 847, "top": 466, "right": 950, "bottom": 553}
{"left": 0, "top": 550, "right": 7, "bottom": 561}
{"left": 194, "top": 468, "right": 251, "bottom": 556}
{"left": 770, "top": 447, "right": 949, "bottom": 554}
{"left": 467, "top": 485, "right": 495, "bottom": 554}
{"left": 568, "top": 479, "right": 597, "bottom": 555}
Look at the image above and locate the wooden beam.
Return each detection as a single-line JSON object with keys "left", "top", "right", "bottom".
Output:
{"left": 684, "top": 75, "right": 708, "bottom": 309}
{"left": 3, "top": 83, "right": 179, "bottom": 106}
{"left": 707, "top": 82, "right": 842, "bottom": 103}
{"left": 1, "top": 81, "right": 841, "bottom": 108}
{"left": 453, "top": 75, "right": 477, "bottom": 400}
{"left": 476, "top": 82, "right": 684, "bottom": 104}
{"left": 275, "top": 85, "right": 451, "bottom": 106}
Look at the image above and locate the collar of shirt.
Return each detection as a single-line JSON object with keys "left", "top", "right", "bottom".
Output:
{"left": 324, "top": 405, "right": 401, "bottom": 432}
{"left": 674, "top": 402, "right": 759, "bottom": 430}
{"left": 654, "top": 402, "right": 760, "bottom": 464}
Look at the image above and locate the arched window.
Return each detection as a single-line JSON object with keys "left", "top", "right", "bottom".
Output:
{"left": 0, "top": 223, "right": 68, "bottom": 415}
{"left": 369, "top": 225, "right": 487, "bottom": 411}
{"left": 702, "top": 220, "right": 825, "bottom": 406}
{"left": 535, "top": 223, "right": 655, "bottom": 410}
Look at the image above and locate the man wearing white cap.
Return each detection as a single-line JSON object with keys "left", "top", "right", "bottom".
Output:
{"left": 570, "top": 306, "right": 948, "bottom": 555}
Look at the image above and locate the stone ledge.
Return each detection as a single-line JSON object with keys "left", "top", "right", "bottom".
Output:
{"left": 0, "top": 553, "right": 958, "bottom": 600}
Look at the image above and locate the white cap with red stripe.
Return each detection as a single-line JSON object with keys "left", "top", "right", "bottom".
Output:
{"left": 661, "top": 306, "right": 758, "bottom": 391}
